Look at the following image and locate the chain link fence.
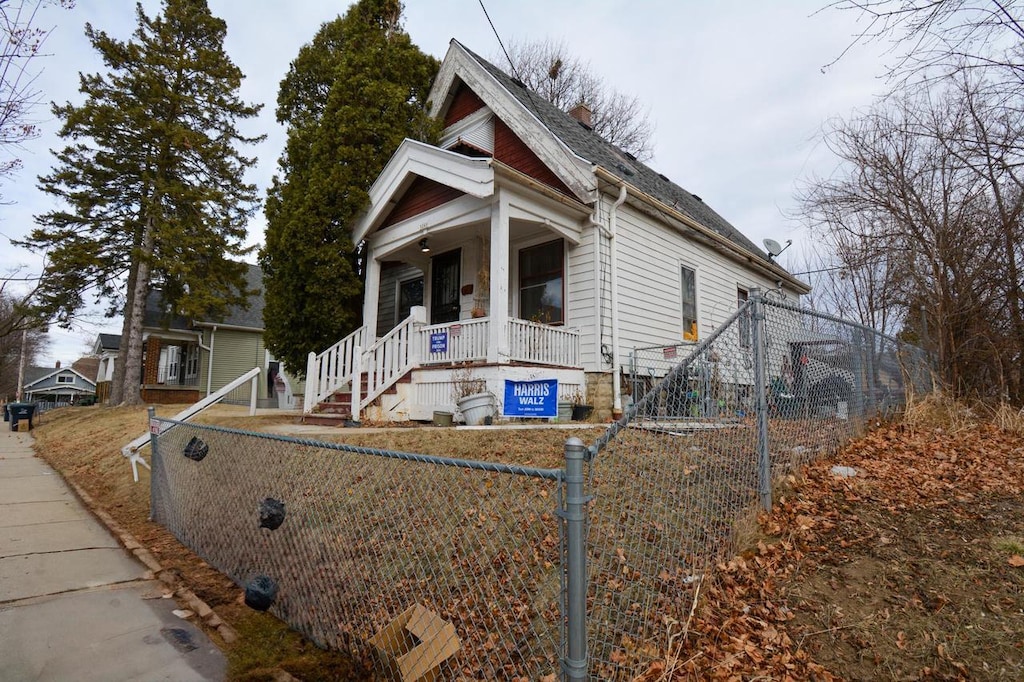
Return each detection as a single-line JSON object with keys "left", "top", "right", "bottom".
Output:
{"left": 146, "top": 291, "right": 930, "bottom": 680}
{"left": 150, "top": 421, "right": 570, "bottom": 680}
{"left": 587, "top": 292, "right": 931, "bottom": 678}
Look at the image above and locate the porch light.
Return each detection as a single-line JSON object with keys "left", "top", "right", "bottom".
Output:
{"left": 419, "top": 237, "right": 430, "bottom": 253}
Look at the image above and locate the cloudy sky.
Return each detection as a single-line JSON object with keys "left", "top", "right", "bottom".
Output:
{"left": 3, "top": 0, "right": 890, "bottom": 365}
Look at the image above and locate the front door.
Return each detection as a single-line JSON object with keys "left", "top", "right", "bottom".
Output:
{"left": 430, "top": 248, "right": 461, "bottom": 325}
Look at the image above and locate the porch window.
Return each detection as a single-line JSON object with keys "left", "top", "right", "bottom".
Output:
{"left": 519, "top": 239, "right": 564, "bottom": 325}
{"left": 185, "top": 345, "right": 200, "bottom": 381}
{"left": 681, "top": 265, "right": 698, "bottom": 341}
{"left": 397, "top": 276, "right": 424, "bottom": 324}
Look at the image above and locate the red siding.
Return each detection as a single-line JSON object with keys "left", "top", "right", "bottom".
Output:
{"left": 381, "top": 176, "right": 465, "bottom": 228}
{"left": 493, "top": 120, "right": 574, "bottom": 197}
{"left": 444, "top": 83, "right": 486, "bottom": 127}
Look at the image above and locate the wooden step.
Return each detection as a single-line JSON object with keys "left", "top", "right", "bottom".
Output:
{"left": 301, "top": 412, "right": 352, "bottom": 427}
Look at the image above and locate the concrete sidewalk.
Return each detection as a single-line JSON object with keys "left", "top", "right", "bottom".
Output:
{"left": 0, "top": 428, "right": 226, "bottom": 682}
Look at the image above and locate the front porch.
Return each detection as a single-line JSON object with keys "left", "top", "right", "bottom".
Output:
{"left": 304, "top": 309, "right": 585, "bottom": 422}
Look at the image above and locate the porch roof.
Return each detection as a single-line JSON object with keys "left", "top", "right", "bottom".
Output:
{"left": 353, "top": 140, "right": 495, "bottom": 243}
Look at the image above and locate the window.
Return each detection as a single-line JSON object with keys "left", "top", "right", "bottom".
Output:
{"left": 519, "top": 239, "right": 564, "bottom": 324}
{"left": 57, "top": 374, "right": 74, "bottom": 384}
{"left": 681, "top": 265, "right": 698, "bottom": 341}
{"left": 397, "top": 276, "right": 424, "bottom": 324}
{"left": 737, "top": 288, "right": 751, "bottom": 349}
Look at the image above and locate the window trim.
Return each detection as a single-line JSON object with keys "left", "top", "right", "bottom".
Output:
{"left": 516, "top": 237, "right": 566, "bottom": 325}
{"left": 737, "top": 287, "right": 751, "bottom": 349}
{"left": 680, "top": 263, "right": 699, "bottom": 341}
{"left": 395, "top": 275, "right": 425, "bottom": 326}
{"left": 56, "top": 374, "right": 74, "bottom": 384}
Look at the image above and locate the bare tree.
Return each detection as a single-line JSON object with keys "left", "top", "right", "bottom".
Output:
{"left": 501, "top": 37, "right": 655, "bottom": 161}
{"left": 825, "top": 0, "right": 1024, "bottom": 87}
{"left": 0, "top": 0, "right": 73, "bottom": 192}
{"left": 0, "top": 278, "right": 48, "bottom": 400}
{"left": 801, "top": 82, "right": 1024, "bottom": 401}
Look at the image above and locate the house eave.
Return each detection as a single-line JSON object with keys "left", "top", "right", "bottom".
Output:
{"left": 594, "top": 166, "right": 811, "bottom": 294}
{"left": 431, "top": 41, "right": 597, "bottom": 205}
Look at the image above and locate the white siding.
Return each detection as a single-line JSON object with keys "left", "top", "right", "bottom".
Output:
{"left": 613, "top": 201, "right": 782, "bottom": 368}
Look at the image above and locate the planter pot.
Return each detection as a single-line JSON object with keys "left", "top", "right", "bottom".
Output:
{"left": 432, "top": 411, "right": 453, "bottom": 427}
{"left": 571, "top": 404, "right": 593, "bottom": 421}
{"left": 457, "top": 392, "right": 494, "bottom": 426}
{"left": 557, "top": 401, "right": 573, "bottom": 422}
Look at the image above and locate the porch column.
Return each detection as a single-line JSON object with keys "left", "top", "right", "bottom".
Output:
{"left": 488, "top": 189, "right": 510, "bottom": 363}
{"left": 362, "top": 242, "right": 381, "bottom": 340}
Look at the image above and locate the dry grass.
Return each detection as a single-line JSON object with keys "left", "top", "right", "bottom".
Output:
{"left": 26, "top": 404, "right": 602, "bottom": 681}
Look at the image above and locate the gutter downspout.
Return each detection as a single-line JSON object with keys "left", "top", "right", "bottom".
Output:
{"left": 609, "top": 184, "right": 628, "bottom": 416}
{"left": 204, "top": 326, "right": 217, "bottom": 397}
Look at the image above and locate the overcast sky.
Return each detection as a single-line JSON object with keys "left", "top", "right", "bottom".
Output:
{"left": 2, "top": 0, "right": 889, "bottom": 366}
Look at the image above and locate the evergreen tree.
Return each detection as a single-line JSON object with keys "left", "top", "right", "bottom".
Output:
{"left": 260, "top": 0, "right": 438, "bottom": 375}
{"left": 18, "top": 0, "right": 262, "bottom": 405}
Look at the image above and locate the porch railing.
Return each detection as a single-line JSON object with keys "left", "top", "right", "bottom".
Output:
{"left": 507, "top": 318, "right": 580, "bottom": 367}
{"left": 359, "top": 314, "right": 420, "bottom": 415}
{"left": 417, "top": 317, "right": 490, "bottom": 365}
{"left": 304, "top": 325, "right": 369, "bottom": 413}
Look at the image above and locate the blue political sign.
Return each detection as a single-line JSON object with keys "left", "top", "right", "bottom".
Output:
{"left": 429, "top": 331, "right": 448, "bottom": 354}
{"left": 503, "top": 378, "right": 558, "bottom": 418}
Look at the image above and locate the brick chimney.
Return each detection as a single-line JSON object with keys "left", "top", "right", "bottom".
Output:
{"left": 568, "top": 102, "right": 592, "bottom": 128}
{"left": 55, "top": 360, "right": 61, "bottom": 369}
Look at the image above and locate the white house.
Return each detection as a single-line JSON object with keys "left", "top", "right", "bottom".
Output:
{"left": 304, "top": 40, "right": 809, "bottom": 423}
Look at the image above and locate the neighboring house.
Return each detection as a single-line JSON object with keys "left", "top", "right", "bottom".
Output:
{"left": 92, "top": 333, "right": 120, "bottom": 402}
{"left": 307, "top": 40, "right": 809, "bottom": 422}
{"left": 22, "top": 363, "right": 96, "bottom": 405}
{"left": 97, "top": 264, "right": 298, "bottom": 408}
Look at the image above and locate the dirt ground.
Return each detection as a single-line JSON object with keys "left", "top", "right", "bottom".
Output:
{"left": 27, "top": 398, "right": 1024, "bottom": 680}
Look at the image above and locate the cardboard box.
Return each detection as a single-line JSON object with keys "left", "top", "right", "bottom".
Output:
{"left": 369, "top": 604, "right": 460, "bottom": 681}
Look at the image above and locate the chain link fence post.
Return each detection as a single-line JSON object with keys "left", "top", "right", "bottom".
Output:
{"left": 750, "top": 289, "right": 772, "bottom": 511}
{"left": 562, "top": 437, "right": 589, "bottom": 681}
{"left": 147, "top": 406, "right": 160, "bottom": 522}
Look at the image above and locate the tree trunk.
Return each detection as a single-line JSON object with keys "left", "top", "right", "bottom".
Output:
{"left": 119, "top": 219, "right": 154, "bottom": 406}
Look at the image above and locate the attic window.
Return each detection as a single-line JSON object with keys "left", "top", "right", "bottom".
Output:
{"left": 57, "top": 375, "right": 74, "bottom": 384}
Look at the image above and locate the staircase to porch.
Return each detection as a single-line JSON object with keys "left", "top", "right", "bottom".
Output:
{"left": 302, "top": 370, "right": 413, "bottom": 425}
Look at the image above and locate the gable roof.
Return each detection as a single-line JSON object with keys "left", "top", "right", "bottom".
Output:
{"left": 448, "top": 41, "right": 772, "bottom": 263}
{"left": 143, "top": 263, "right": 265, "bottom": 331}
{"left": 95, "top": 333, "right": 120, "bottom": 352}
{"left": 23, "top": 365, "right": 96, "bottom": 390}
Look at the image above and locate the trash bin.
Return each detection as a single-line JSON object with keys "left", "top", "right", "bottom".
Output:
{"left": 8, "top": 403, "right": 36, "bottom": 432}
{"left": 2, "top": 404, "right": 8, "bottom": 422}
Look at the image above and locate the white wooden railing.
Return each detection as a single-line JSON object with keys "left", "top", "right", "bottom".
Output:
{"left": 358, "top": 313, "right": 421, "bottom": 416}
{"left": 417, "top": 318, "right": 490, "bottom": 365}
{"left": 122, "top": 367, "right": 261, "bottom": 482}
{"left": 303, "top": 325, "right": 369, "bottom": 413}
{"left": 507, "top": 318, "right": 580, "bottom": 367}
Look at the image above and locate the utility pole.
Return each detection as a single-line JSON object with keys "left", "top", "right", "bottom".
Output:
{"left": 16, "top": 328, "right": 26, "bottom": 401}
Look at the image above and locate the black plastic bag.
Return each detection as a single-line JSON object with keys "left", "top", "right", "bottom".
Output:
{"left": 259, "top": 497, "right": 286, "bottom": 530}
{"left": 182, "top": 436, "right": 208, "bottom": 462}
{"left": 244, "top": 575, "right": 278, "bottom": 611}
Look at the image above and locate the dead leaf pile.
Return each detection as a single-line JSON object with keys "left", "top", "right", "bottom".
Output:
{"left": 635, "top": 420, "right": 1024, "bottom": 680}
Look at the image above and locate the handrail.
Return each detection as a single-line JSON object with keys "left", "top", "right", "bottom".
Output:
{"left": 304, "top": 325, "right": 369, "bottom": 412}
{"left": 121, "top": 366, "right": 261, "bottom": 482}
{"left": 358, "top": 313, "right": 420, "bottom": 419}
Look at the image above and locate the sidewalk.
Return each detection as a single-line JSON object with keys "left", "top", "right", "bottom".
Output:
{"left": 0, "top": 428, "right": 226, "bottom": 682}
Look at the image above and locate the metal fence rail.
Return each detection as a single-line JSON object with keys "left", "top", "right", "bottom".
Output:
{"left": 147, "top": 290, "right": 931, "bottom": 680}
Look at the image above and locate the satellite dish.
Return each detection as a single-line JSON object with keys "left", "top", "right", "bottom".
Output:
{"left": 763, "top": 238, "right": 792, "bottom": 260}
